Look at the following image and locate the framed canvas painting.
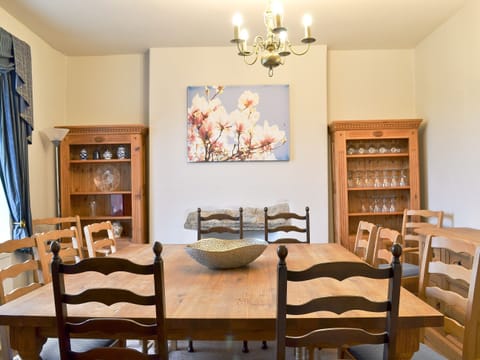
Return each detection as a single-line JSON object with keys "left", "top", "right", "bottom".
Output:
{"left": 187, "top": 84, "right": 290, "bottom": 162}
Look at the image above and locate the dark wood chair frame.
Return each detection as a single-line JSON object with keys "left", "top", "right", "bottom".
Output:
{"left": 50, "top": 241, "right": 168, "bottom": 360}
{"left": 264, "top": 206, "right": 310, "bottom": 244}
{"left": 276, "top": 243, "right": 402, "bottom": 360}
{"left": 196, "top": 207, "right": 244, "bottom": 241}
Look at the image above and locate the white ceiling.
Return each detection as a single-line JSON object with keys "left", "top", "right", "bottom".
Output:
{"left": 0, "top": 0, "right": 466, "bottom": 56}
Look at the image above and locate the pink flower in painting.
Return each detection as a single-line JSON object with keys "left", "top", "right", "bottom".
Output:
{"left": 187, "top": 86, "right": 287, "bottom": 162}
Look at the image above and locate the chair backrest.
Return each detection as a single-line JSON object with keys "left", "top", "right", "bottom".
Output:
{"left": 353, "top": 221, "right": 378, "bottom": 265}
{"left": 264, "top": 206, "right": 310, "bottom": 244}
{"left": 401, "top": 209, "right": 444, "bottom": 264}
{"left": 419, "top": 234, "right": 480, "bottom": 360}
{"left": 197, "top": 207, "right": 244, "bottom": 240}
{"left": 276, "top": 243, "right": 402, "bottom": 360}
{"left": 32, "top": 215, "right": 84, "bottom": 252}
{"left": 35, "top": 228, "right": 83, "bottom": 284}
{"left": 83, "top": 221, "right": 117, "bottom": 257}
{"left": 50, "top": 241, "right": 168, "bottom": 360}
{"left": 372, "top": 227, "right": 402, "bottom": 266}
{"left": 0, "top": 237, "right": 43, "bottom": 304}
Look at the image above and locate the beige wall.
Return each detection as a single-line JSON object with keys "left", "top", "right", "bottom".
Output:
{"left": 149, "top": 46, "right": 329, "bottom": 244}
{"left": 0, "top": 7, "right": 67, "bottom": 220}
{"left": 415, "top": 0, "right": 480, "bottom": 227}
{"left": 328, "top": 49, "right": 416, "bottom": 121}
{"left": 66, "top": 54, "right": 148, "bottom": 125}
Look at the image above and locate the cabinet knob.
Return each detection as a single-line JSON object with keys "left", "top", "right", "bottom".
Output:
{"left": 94, "top": 136, "right": 105, "bottom": 143}
{"left": 373, "top": 131, "right": 383, "bottom": 137}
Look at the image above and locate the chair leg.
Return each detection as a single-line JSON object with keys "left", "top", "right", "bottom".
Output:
{"left": 242, "top": 340, "right": 249, "bottom": 353}
{"left": 262, "top": 340, "right": 268, "bottom": 349}
{"left": 187, "top": 340, "right": 194, "bottom": 352}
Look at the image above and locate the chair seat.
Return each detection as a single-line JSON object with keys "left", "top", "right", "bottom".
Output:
{"left": 348, "top": 343, "right": 447, "bottom": 360}
{"left": 379, "top": 262, "right": 419, "bottom": 277}
{"left": 40, "top": 338, "right": 115, "bottom": 359}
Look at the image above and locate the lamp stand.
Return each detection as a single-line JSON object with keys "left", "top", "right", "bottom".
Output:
{"left": 53, "top": 140, "right": 61, "bottom": 217}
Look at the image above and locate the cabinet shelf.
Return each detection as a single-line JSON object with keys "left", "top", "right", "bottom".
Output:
{"left": 329, "top": 119, "right": 421, "bottom": 251}
{"left": 349, "top": 212, "right": 404, "bottom": 216}
{"left": 70, "top": 159, "right": 131, "bottom": 164}
{"left": 81, "top": 216, "right": 132, "bottom": 221}
{"left": 71, "top": 191, "right": 132, "bottom": 195}
{"left": 346, "top": 153, "right": 409, "bottom": 159}
{"left": 348, "top": 186, "right": 409, "bottom": 191}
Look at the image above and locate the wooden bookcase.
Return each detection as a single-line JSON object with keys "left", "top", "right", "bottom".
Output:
{"left": 329, "top": 119, "right": 421, "bottom": 251}
{"left": 59, "top": 125, "right": 148, "bottom": 244}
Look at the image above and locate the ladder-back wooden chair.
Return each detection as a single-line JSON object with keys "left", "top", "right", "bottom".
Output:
{"left": 33, "top": 215, "right": 85, "bottom": 255}
{"left": 83, "top": 221, "right": 117, "bottom": 257}
{"left": 264, "top": 206, "right": 310, "bottom": 244}
{"left": 0, "top": 237, "right": 107, "bottom": 360}
{"left": 401, "top": 209, "right": 444, "bottom": 265}
{"left": 353, "top": 221, "right": 378, "bottom": 265}
{"left": 276, "top": 243, "right": 402, "bottom": 360}
{"left": 196, "top": 207, "right": 244, "bottom": 240}
{"left": 35, "top": 227, "right": 84, "bottom": 284}
{"left": 50, "top": 240, "right": 168, "bottom": 360}
{"left": 84, "top": 220, "right": 150, "bottom": 352}
{"left": 372, "top": 227, "right": 419, "bottom": 293}
{"left": 412, "top": 234, "right": 480, "bottom": 360}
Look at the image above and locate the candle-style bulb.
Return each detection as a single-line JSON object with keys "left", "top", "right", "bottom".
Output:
{"left": 271, "top": 1, "right": 284, "bottom": 31}
{"left": 302, "top": 14, "right": 312, "bottom": 39}
{"left": 232, "top": 13, "right": 243, "bottom": 41}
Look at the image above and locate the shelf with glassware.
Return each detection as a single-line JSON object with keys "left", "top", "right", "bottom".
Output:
{"left": 329, "top": 119, "right": 421, "bottom": 251}
{"left": 59, "top": 125, "right": 148, "bottom": 244}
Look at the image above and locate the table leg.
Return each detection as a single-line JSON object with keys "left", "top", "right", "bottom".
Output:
{"left": 395, "top": 328, "right": 420, "bottom": 360}
{"left": 9, "top": 326, "right": 46, "bottom": 360}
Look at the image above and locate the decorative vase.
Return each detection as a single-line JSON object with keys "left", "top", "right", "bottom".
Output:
{"left": 79, "top": 148, "right": 88, "bottom": 160}
{"left": 117, "top": 145, "right": 127, "bottom": 159}
{"left": 102, "top": 149, "right": 112, "bottom": 160}
{"left": 112, "top": 221, "right": 123, "bottom": 238}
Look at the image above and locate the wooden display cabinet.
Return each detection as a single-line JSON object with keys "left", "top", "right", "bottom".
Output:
{"left": 329, "top": 119, "right": 421, "bottom": 251}
{"left": 59, "top": 125, "right": 148, "bottom": 244}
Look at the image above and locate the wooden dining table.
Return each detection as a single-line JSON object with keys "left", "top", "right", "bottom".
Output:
{"left": 0, "top": 243, "right": 443, "bottom": 359}
{"left": 414, "top": 226, "right": 480, "bottom": 245}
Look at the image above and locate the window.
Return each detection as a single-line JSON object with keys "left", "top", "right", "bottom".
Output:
{"left": 0, "top": 186, "right": 11, "bottom": 242}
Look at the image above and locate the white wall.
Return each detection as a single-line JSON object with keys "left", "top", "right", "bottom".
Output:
{"left": 149, "top": 46, "right": 328, "bottom": 244}
{"left": 328, "top": 49, "right": 416, "bottom": 121}
{"left": 0, "top": 7, "right": 67, "bottom": 221}
{"left": 66, "top": 54, "right": 148, "bottom": 125}
{"left": 415, "top": 0, "right": 480, "bottom": 227}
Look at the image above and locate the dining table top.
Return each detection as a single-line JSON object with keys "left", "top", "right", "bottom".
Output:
{"left": 0, "top": 242, "right": 443, "bottom": 360}
{"left": 414, "top": 226, "right": 480, "bottom": 245}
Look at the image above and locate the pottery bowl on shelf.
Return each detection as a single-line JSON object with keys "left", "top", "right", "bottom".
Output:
{"left": 185, "top": 238, "right": 268, "bottom": 270}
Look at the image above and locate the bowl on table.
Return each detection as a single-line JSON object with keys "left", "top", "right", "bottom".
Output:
{"left": 185, "top": 238, "right": 268, "bottom": 270}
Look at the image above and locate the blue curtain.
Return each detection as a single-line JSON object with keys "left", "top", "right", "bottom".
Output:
{"left": 0, "top": 28, "right": 34, "bottom": 239}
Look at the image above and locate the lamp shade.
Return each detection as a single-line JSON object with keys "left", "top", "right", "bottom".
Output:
{"left": 43, "top": 127, "right": 70, "bottom": 142}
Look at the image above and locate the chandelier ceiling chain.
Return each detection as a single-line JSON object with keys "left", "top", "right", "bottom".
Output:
{"left": 230, "top": 0, "right": 316, "bottom": 77}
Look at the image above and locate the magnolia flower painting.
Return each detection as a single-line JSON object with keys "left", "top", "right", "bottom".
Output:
{"left": 187, "top": 85, "right": 289, "bottom": 162}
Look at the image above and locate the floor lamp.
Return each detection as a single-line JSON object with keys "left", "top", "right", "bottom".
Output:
{"left": 43, "top": 128, "right": 70, "bottom": 217}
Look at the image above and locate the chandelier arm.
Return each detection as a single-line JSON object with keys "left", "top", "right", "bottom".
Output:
{"left": 243, "top": 53, "right": 259, "bottom": 66}
{"left": 288, "top": 43, "right": 311, "bottom": 56}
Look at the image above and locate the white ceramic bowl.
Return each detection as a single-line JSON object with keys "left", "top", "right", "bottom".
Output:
{"left": 185, "top": 238, "right": 268, "bottom": 269}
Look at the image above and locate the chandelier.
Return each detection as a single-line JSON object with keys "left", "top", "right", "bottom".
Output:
{"left": 230, "top": 1, "right": 316, "bottom": 77}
